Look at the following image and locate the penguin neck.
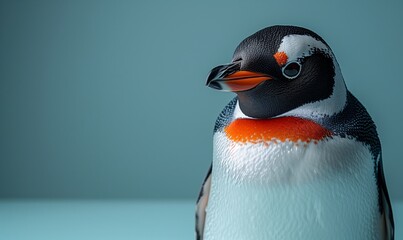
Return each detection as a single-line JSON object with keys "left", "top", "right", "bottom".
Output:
{"left": 233, "top": 101, "right": 254, "bottom": 119}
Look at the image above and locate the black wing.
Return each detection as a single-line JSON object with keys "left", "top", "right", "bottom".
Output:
{"left": 195, "top": 165, "right": 212, "bottom": 240}
{"left": 378, "top": 157, "right": 394, "bottom": 239}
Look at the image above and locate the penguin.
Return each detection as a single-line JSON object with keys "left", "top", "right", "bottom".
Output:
{"left": 195, "top": 25, "right": 394, "bottom": 240}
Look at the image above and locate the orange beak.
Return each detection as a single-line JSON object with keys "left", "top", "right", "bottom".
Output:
{"left": 206, "top": 62, "right": 272, "bottom": 92}
{"left": 220, "top": 71, "right": 272, "bottom": 92}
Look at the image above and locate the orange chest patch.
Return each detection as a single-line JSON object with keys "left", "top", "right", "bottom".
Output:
{"left": 224, "top": 117, "right": 332, "bottom": 143}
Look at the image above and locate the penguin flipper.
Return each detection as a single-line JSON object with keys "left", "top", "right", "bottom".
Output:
{"left": 195, "top": 165, "right": 212, "bottom": 240}
{"left": 378, "top": 158, "right": 394, "bottom": 240}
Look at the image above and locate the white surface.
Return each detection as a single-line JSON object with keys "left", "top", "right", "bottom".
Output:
{"left": 0, "top": 200, "right": 194, "bottom": 240}
{"left": 0, "top": 200, "right": 401, "bottom": 240}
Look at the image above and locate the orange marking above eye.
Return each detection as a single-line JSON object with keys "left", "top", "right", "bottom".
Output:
{"left": 274, "top": 51, "right": 288, "bottom": 66}
{"left": 224, "top": 117, "right": 332, "bottom": 143}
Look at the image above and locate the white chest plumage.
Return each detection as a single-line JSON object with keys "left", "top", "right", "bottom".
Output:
{"left": 204, "top": 132, "right": 381, "bottom": 240}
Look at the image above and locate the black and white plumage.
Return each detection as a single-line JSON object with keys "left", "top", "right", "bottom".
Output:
{"left": 196, "top": 25, "right": 394, "bottom": 240}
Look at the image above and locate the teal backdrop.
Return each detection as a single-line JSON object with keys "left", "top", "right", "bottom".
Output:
{"left": 0, "top": 0, "right": 402, "bottom": 200}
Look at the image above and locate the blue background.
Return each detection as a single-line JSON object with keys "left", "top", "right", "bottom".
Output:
{"left": 1, "top": 0, "right": 402, "bottom": 201}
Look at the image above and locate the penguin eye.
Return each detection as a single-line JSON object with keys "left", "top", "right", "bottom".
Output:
{"left": 282, "top": 62, "right": 301, "bottom": 79}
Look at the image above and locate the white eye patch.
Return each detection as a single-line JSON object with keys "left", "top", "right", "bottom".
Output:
{"left": 276, "top": 34, "right": 347, "bottom": 118}
{"left": 277, "top": 35, "right": 331, "bottom": 63}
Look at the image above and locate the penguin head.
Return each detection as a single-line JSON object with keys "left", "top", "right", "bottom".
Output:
{"left": 206, "top": 25, "right": 347, "bottom": 119}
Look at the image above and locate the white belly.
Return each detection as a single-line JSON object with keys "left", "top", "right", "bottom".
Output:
{"left": 204, "top": 132, "right": 381, "bottom": 240}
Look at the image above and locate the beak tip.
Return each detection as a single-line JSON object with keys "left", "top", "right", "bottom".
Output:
{"left": 205, "top": 62, "right": 241, "bottom": 91}
{"left": 206, "top": 80, "right": 222, "bottom": 90}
